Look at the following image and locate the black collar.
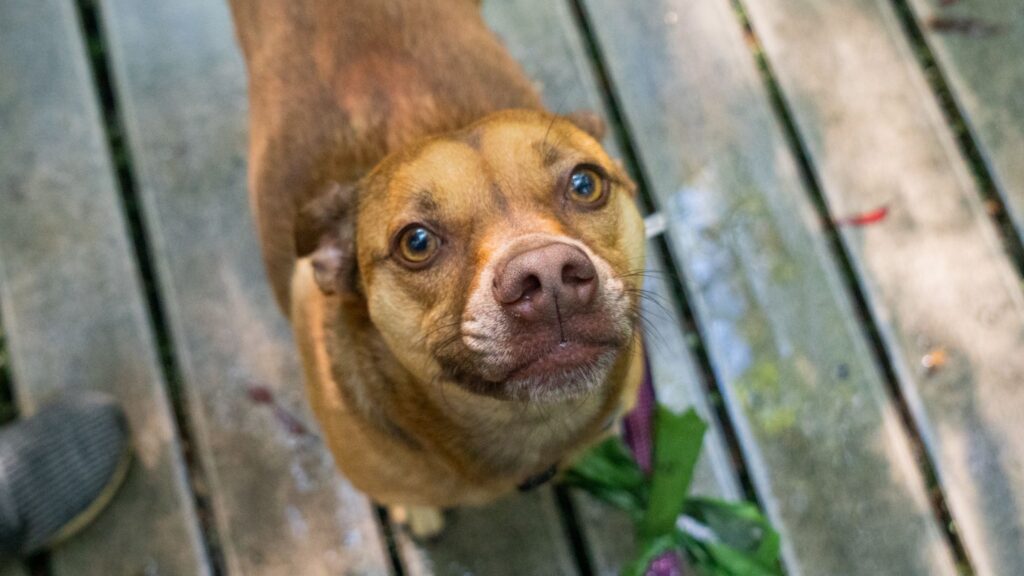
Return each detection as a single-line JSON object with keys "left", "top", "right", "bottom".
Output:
{"left": 515, "top": 383, "right": 625, "bottom": 492}
{"left": 516, "top": 464, "right": 559, "bottom": 492}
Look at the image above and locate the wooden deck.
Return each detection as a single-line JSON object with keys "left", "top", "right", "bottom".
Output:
{"left": 0, "top": 0, "right": 1021, "bottom": 574}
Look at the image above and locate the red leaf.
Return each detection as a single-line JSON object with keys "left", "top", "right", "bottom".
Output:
{"left": 247, "top": 384, "right": 273, "bottom": 404}
{"left": 834, "top": 205, "right": 889, "bottom": 228}
{"left": 247, "top": 382, "right": 316, "bottom": 438}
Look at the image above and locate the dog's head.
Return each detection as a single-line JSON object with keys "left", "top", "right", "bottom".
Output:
{"left": 299, "top": 110, "right": 645, "bottom": 402}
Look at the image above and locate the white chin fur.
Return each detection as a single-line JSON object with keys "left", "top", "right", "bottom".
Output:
{"left": 501, "top": 348, "right": 619, "bottom": 403}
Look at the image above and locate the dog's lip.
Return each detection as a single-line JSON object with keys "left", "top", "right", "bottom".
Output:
{"left": 501, "top": 340, "right": 618, "bottom": 383}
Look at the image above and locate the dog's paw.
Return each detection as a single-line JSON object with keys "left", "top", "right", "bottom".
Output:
{"left": 390, "top": 505, "right": 445, "bottom": 540}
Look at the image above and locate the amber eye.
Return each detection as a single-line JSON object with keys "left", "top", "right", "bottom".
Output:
{"left": 567, "top": 166, "right": 606, "bottom": 205}
{"left": 397, "top": 225, "right": 440, "bottom": 265}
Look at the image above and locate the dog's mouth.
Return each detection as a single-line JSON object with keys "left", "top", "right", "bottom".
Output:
{"left": 436, "top": 325, "right": 631, "bottom": 402}
{"left": 503, "top": 340, "right": 619, "bottom": 383}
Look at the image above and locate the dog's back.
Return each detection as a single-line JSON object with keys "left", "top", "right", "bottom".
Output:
{"left": 228, "top": 0, "right": 542, "bottom": 311}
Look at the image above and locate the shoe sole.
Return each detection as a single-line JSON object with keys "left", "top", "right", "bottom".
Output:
{"left": 44, "top": 441, "right": 134, "bottom": 550}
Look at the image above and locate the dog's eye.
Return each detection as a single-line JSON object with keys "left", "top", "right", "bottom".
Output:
{"left": 567, "top": 166, "right": 606, "bottom": 206}
{"left": 397, "top": 225, "right": 439, "bottom": 265}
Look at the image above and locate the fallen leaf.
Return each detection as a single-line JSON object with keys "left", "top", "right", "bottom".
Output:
{"left": 921, "top": 348, "right": 949, "bottom": 374}
{"left": 927, "top": 16, "right": 1004, "bottom": 37}
{"left": 247, "top": 382, "right": 316, "bottom": 438}
{"left": 247, "top": 384, "right": 273, "bottom": 404}
{"left": 834, "top": 205, "right": 889, "bottom": 227}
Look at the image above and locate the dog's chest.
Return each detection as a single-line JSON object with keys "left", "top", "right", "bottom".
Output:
{"left": 451, "top": 394, "right": 610, "bottom": 477}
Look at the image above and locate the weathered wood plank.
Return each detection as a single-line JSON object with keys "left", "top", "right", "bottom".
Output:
{"left": 93, "top": 0, "right": 391, "bottom": 573}
{"left": 907, "top": 0, "right": 1024, "bottom": 244}
{"left": 395, "top": 490, "right": 578, "bottom": 576}
{"left": 739, "top": 0, "right": 1024, "bottom": 572}
{"left": 578, "top": 0, "right": 961, "bottom": 573}
{"left": 483, "top": 1, "right": 742, "bottom": 572}
{"left": 0, "top": 1, "right": 209, "bottom": 574}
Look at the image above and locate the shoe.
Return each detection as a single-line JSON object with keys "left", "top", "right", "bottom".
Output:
{"left": 0, "top": 392, "right": 131, "bottom": 556}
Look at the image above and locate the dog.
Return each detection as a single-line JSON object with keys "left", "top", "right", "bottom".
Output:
{"left": 228, "top": 0, "right": 646, "bottom": 536}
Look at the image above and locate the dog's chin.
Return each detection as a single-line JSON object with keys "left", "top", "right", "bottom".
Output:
{"left": 445, "top": 343, "right": 622, "bottom": 403}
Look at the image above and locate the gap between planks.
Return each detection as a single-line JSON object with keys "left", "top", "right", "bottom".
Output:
{"left": 886, "top": 0, "right": 1024, "bottom": 282}
{"left": 0, "top": 0, "right": 211, "bottom": 572}
{"left": 72, "top": 0, "right": 228, "bottom": 571}
{"left": 733, "top": 0, "right": 1024, "bottom": 572}
{"left": 573, "top": 0, "right": 973, "bottom": 572}
{"left": 727, "top": 1, "right": 977, "bottom": 572}
{"left": 567, "top": 0, "right": 772, "bottom": 519}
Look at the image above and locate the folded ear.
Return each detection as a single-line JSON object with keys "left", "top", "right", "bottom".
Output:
{"left": 295, "top": 181, "right": 360, "bottom": 299}
{"left": 563, "top": 110, "right": 606, "bottom": 141}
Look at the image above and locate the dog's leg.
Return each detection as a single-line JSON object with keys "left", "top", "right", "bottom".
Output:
{"left": 390, "top": 505, "right": 445, "bottom": 539}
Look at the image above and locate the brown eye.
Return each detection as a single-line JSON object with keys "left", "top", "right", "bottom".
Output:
{"left": 397, "top": 225, "right": 440, "bottom": 265}
{"left": 567, "top": 166, "right": 606, "bottom": 206}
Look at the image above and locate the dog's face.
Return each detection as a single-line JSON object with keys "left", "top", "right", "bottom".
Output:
{"left": 305, "top": 110, "right": 645, "bottom": 402}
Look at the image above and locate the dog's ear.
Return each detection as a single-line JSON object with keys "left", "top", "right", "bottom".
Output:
{"left": 295, "top": 181, "right": 360, "bottom": 298}
{"left": 563, "top": 110, "right": 606, "bottom": 141}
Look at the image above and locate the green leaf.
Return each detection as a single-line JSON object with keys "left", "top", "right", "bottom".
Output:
{"left": 676, "top": 529, "right": 783, "bottom": 576}
{"left": 622, "top": 534, "right": 678, "bottom": 576}
{"left": 562, "top": 437, "right": 648, "bottom": 516}
{"left": 679, "top": 536, "right": 714, "bottom": 575}
{"left": 640, "top": 407, "right": 707, "bottom": 539}
{"left": 685, "top": 498, "right": 781, "bottom": 568}
{"left": 562, "top": 406, "right": 784, "bottom": 576}
{"left": 701, "top": 541, "right": 781, "bottom": 576}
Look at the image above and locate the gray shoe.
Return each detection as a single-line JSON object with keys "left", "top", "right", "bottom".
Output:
{"left": 0, "top": 392, "right": 131, "bottom": 556}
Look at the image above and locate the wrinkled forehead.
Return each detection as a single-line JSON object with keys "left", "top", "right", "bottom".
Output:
{"left": 453, "top": 116, "right": 609, "bottom": 184}
{"left": 368, "top": 115, "right": 610, "bottom": 220}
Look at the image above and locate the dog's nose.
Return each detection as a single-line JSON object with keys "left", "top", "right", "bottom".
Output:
{"left": 493, "top": 243, "right": 597, "bottom": 322}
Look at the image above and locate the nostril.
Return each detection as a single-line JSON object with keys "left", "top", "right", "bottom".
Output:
{"left": 562, "top": 262, "right": 595, "bottom": 286}
{"left": 495, "top": 270, "right": 544, "bottom": 305}
{"left": 560, "top": 255, "right": 598, "bottom": 311}
{"left": 520, "top": 274, "right": 542, "bottom": 299}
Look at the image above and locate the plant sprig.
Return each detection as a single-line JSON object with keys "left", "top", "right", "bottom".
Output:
{"left": 563, "top": 407, "right": 783, "bottom": 576}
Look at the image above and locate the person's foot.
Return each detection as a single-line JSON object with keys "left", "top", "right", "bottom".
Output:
{"left": 0, "top": 392, "right": 131, "bottom": 556}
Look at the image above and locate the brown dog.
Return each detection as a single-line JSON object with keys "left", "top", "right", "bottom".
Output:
{"left": 229, "top": 0, "right": 646, "bottom": 534}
